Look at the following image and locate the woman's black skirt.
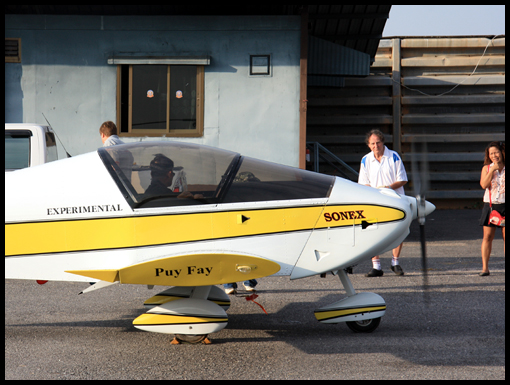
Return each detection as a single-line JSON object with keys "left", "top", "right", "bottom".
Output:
{"left": 479, "top": 202, "right": 506, "bottom": 227}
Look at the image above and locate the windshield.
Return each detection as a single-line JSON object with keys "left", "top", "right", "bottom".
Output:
{"left": 5, "top": 130, "right": 31, "bottom": 170}
{"left": 224, "top": 156, "right": 334, "bottom": 203}
{"left": 99, "top": 142, "right": 333, "bottom": 209}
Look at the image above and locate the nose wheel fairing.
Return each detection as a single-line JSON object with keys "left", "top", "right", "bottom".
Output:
{"left": 314, "top": 270, "right": 386, "bottom": 333}
{"left": 314, "top": 292, "right": 386, "bottom": 324}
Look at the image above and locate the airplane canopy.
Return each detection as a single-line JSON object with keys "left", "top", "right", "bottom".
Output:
{"left": 99, "top": 141, "right": 334, "bottom": 209}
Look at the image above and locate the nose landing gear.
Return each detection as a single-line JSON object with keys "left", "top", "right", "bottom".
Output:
{"left": 346, "top": 317, "right": 382, "bottom": 333}
{"left": 314, "top": 269, "right": 386, "bottom": 333}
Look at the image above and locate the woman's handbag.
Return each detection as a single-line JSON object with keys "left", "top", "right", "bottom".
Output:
{"left": 489, "top": 208, "right": 505, "bottom": 227}
{"left": 488, "top": 165, "right": 505, "bottom": 227}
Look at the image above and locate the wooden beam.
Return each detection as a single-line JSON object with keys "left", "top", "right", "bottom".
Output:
{"left": 299, "top": 9, "right": 308, "bottom": 170}
{"left": 424, "top": 172, "right": 481, "bottom": 182}
{"left": 335, "top": 152, "right": 485, "bottom": 163}
{"left": 424, "top": 190, "right": 484, "bottom": 199}
{"left": 402, "top": 57, "right": 505, "bottom": 67}
{"left": 402, "top": 133, "right": 505, "bottom": 143}
{"left": 308, "top": 115, "right": 393, "bottom": 125}
{"left": 307, "top": 96, "right": 392, "bottom": 107}
{"left": 307, "top": 135, "right": 394, "bottom": 144}
{"left": 402, "top": 94, "right": 505, "bottom": 105}
{"left": 402, "top": 114, "right": 505, "bottom": 125}
{"left": 402, "top": 153, "right": 485, "bottom": 162}
{"left": 400, "top": 37, "right": 505, "bottom": 49}
{"left": 392, "top": 38, "right": 402, "bottom": 154}
{"left": 403, "top": 75, "right": 505, "bottom": 87}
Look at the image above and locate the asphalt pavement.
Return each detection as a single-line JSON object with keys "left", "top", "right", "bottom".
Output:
{"left": 5, "top": 209, "right": 505, "bottom": 380}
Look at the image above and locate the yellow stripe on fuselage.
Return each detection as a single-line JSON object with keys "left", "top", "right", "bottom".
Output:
{"left": 5, "top": 204, "right": 405, "bottom": 257}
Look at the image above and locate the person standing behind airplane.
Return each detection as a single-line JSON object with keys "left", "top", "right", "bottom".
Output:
{"left": 100, "top": 121, "right": 124, "bottom": 147}
{"left": 358, "top": 129, "right": 408, "bottom": 277}
{"left": 478, "top": 141, "right": 505, "bottom": 276}
{"left": 99, "top": 121, "right": 133, "bottom": 181}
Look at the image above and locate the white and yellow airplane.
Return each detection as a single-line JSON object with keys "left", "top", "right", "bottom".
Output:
{"left": 5, "top": 141, "right": 434, "bottom": 342}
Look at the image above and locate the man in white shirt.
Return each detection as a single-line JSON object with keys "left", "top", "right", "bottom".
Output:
{"left": 358, "top": 129, "right": 408, "bottom": 277}
{"left": 100, "top": 121, "right": 124, "bottom": 147}
{"left": 99, "top": 121, "right": 133, "bottom": 181}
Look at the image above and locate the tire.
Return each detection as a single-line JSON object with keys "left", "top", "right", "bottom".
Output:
{"left": 175, "top": 334, "right": 209, "bottom": 344}
{"left": 346, "top": 317, "right": 381, "bottom": 333}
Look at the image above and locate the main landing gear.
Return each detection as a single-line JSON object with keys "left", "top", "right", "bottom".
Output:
{"left": 133, "top": 286, "right": 230, "bottom": 344}
{"left": 314, "top": 269, "right": 386, "bottom": 333}
{"left": 171, "top": 334, "right": 211, "bottom": 345}
{"left": 132, "top": 269, "right": 385, "bottom": 343}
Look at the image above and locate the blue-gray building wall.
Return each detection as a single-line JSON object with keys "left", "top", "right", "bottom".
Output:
{"left": 5, "top": 15, "right": 301, "bottom": 166}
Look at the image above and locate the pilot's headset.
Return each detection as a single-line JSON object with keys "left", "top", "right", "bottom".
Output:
{"left": 150, "top": 154, "right": 174, "bottom": 177}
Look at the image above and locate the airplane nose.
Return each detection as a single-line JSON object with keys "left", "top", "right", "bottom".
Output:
{"left": 402, "top": 195, "right": 436, "bottom": 221}
{"left": 424, "top": 200, "right": 436, "bottom": 217}
{"left": 417, "top": 199, "right": 436, "bottom": 222}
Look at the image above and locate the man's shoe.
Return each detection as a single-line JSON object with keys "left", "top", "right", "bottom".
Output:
{"left": 225, "top": 288, "right": 237, "bottom": 295}
{"left": 365, "top": 268, "right": 384, "bottom": 277}
{"left": 244, "top": 284, "right": 256, "bottom": 292}
{"left": 391, "top": 265, "right": 404, "bottom": 276}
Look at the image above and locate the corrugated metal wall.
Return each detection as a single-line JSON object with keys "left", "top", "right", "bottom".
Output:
{"left": 307, "top": 36, "right": 505, "bottom": 205}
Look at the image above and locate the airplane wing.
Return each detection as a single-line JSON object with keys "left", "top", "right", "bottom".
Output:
{"left": 67, "top": 253, "right": 281, "bottom": 287}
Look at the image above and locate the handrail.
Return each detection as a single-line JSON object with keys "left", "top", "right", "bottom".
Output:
{"left": 306, "top": 142, "right": 359, "bottom": 181}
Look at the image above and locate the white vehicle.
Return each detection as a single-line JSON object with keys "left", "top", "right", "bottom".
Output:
{"left": 5, "top": 123, "right": 58, "bottom": 171}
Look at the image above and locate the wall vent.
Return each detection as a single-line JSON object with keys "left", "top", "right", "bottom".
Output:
{"left": 5, "top": 38, "right": 21, "bottom": 63}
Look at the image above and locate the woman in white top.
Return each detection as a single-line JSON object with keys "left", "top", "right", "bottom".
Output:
{"left": 479, "top": 141, "right": 505, "bottom": 276}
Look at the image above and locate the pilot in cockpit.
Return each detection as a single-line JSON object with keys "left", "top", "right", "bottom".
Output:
{"left": 142, "top": 154, "right": 176, "bottom": 199}
{"left": 142, "top": 154, "right": 204, "bottom": 201}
